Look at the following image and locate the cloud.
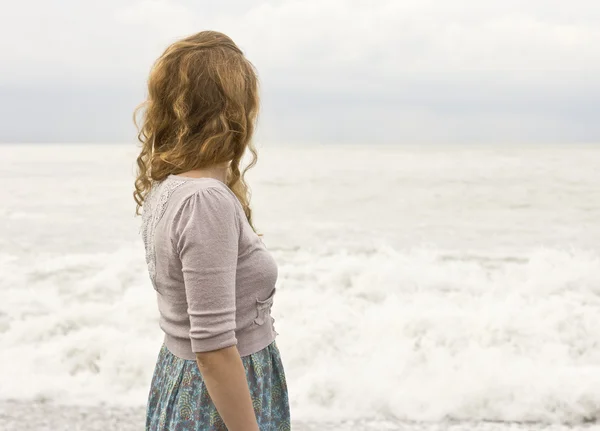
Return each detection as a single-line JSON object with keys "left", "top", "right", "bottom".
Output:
{"left": 0, "top": 0, "right": 598, "bottom": 143}
{"left": 115, "top": 0, "right": 192, "bottom": 28}
{"left": 220, "top": 0, "right": 600, "bottom": 91}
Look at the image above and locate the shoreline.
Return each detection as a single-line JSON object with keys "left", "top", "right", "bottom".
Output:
{"left": 0, "top": 400, "right": 596, "bottom": 431}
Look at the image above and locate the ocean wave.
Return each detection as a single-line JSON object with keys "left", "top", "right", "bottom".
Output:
{"left": 1, "top": 244, "right": 599, "bottom": 424}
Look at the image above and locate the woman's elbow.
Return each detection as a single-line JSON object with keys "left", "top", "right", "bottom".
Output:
{"left": 195, "top": 344, "right": 239, "bottom": 369}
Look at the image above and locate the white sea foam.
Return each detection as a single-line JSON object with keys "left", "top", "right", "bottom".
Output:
{"left": 1, "top": 244, "right": 600, "bottom": 423}
{"left": 1, "top": 143, "right": 599, "bottom": 424}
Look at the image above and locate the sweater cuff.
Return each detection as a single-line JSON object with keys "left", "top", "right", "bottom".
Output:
{"left": 190, "top": 331, "right": 238, "bottom": 353}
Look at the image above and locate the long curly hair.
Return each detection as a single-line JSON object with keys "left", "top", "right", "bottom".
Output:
{"left": 133, "top": 30, "right": 260, "bottom": 232}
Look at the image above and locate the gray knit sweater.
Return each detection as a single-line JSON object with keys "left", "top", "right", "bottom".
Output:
{"left": 141, "top": 174, "right": 278, "bottom": 360}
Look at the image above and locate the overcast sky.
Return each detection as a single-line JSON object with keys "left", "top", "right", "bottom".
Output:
{"left": 0, "top": 0, "right": 598, "bottom": 144}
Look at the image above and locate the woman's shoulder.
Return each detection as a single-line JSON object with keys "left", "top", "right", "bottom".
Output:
{"left": 166, "top": 178, "right": 243, "bottom": 228}
{"left": 170, "top": 178, "right": 238, "bottom": 207}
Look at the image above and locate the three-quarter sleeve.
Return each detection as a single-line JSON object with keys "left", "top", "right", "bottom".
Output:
{"left": 172, "top": 187, "right": 241, "bottom": 353}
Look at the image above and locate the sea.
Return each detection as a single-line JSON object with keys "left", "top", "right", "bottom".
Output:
{"left": 1, "top": 142, "right": 599, "bottom": 427}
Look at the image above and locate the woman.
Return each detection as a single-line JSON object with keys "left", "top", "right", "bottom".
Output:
{"left": 133, "top": 31, "right": 290, "bottom": 431}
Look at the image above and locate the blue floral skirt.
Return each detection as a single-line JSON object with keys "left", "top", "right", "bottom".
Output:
{"left": 146, "top": 340, "right": 290, "bottom": 430}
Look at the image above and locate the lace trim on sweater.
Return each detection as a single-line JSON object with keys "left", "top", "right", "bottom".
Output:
{"left": 140, "top": 179, "right": 186, "bottom": 287}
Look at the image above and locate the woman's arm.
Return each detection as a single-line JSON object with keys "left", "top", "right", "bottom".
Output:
{"left": 172, "top": 188, "right": 258, "bottom": 429}
{"left": 196, "top": 346, "right": 259, "bottom": 431}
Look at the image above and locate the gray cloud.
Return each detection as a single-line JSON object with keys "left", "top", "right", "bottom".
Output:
{"left": 1, "top": 0, "right": 598, "bottom": 144}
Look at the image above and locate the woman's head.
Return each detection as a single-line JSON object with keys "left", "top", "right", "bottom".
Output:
{"left": 133, "top": 30, "right": 260, "bottom": 229}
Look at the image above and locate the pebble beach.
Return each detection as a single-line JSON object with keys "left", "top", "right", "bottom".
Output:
{"left": 0, "top": 400, "right": 597, "bottom": 431}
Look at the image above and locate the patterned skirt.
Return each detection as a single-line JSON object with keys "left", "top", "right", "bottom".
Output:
{"left": 146, "top": 340, "right": 290, "bottom": 431}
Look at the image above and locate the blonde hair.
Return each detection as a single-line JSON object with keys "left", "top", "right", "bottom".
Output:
{"left": 133, "top": 30, "right": 260, "bottom": 231}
